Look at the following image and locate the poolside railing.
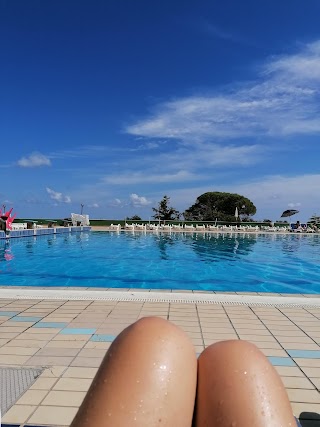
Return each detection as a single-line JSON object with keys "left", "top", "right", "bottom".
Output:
{"left": 57, "top": 227, "right": 71, "bottom": 234}
{"left": 0, "top": 226, "right": 91, "bottom": 239}
{"left": 10, "top": 229, "right": 35, "bottom": 238}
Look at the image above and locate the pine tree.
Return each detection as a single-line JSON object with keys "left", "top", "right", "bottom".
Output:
{"left": 152, "top": 196, "right": 180, "bottom": 221}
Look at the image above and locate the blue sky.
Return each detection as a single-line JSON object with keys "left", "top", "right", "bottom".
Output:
{"left": 1, "top": 0, "right": 320, "bottom": 222}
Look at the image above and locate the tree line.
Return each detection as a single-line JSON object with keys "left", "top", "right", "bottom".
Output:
{"left": 128, "top": 192, "right": 257, "bottom": 222}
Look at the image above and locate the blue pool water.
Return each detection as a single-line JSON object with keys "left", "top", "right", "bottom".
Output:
{"left": 1, "top": 231, "right": 320, "bottom": 293}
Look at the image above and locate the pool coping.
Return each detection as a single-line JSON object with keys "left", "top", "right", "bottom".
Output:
{"left": 1, "top": 288, "right": 320, "bottom": 308}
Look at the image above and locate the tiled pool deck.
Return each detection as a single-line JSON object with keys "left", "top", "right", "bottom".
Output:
{"left": 1, "top": 289, "right": 320, "bottom": 426}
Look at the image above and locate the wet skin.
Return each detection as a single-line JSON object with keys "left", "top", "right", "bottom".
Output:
{"left": 71, "top": 317, "right": 296, "bottom": 427}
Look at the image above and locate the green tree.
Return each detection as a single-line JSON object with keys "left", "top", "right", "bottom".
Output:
{"left": 152, "top": 195, "right": 180, "bottom": 221}
{"left": 184, "top": 192, "right": 256, "bottom": 222}
{"left": 127, "top": 215, "right": 142, "bottom": 221}
{"left": 309, "top": 214, "right": 320, "bottom": 224}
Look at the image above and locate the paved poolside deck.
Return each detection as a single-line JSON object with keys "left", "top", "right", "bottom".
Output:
{"left": 0, "top": 288, "right": 320, "bottom": 426}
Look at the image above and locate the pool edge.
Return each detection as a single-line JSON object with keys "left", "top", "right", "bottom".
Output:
{"left": 0, "top": 287, "right": 320, "bottom": 308}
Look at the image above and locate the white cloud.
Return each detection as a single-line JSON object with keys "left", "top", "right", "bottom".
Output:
{"left": 204, "top": 23, "right": 237, "bottom": 42}
{"left": 154, "top": 173, "right": 320, "bottom": 223}
{"left": 225, "top": 174, "right": 320, "bottom": 221}
{"left": 17, "top": 153, "right": 51, "bottom": 168}
{"left": 131, "top": 141, "right": 162, "bottom": 151}
{"left": 130, "top": 193, "right": 152, "bottom": 207}
{"left": 46, "top": 187, "right": 71, "bottom": 203}
{"left": 49, "top": 145, "right": 113, "bottom": 160}
{"left": 126, "top": 41, "right": 320, "bottom": 142}
{"left": 88, "top": 203, "right": 99, "bottom": 208}
{"left": 288, "top": 202, "right": 301, "bottom": 208}
{"left": 145, "top": 142, "right": 160, "bottom": 149}
{"left": 108, "top": 198, "right": 125, "bottom": 208}
{"left": 264, "top": 41, "right": 320, "bottom": 82}
{"left": 155, "top": 143, "right": 263, "bottom": 169}
{"left": 103, "top": 170, "right": 197, "bottom": 185}
{"left": 100, "top": 142, "right": 264, "bottom": 186}
{"left": 202, "top": 22, "right": 254, "bottom": 46}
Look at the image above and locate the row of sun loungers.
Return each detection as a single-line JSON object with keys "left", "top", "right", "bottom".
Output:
{"left": 10, "top": 223, "right": 46, "bottom": 230}
{"left": 107, "top": 223, "right": 319, "bottom": 233}
{"left": 114, "top": 223, "right": 272, "bottom": 232}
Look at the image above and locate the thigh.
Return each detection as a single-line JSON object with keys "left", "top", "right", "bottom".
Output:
{"left": 71, "top": 317, "right": 197, "bottom": 427}
{"left": 194, "top": 340, "right": 296, "bottom": 427}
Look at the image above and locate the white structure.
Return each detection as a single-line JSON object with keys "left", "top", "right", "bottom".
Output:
{"left": 71, "top": 213, "right": 90, "bottom": 226}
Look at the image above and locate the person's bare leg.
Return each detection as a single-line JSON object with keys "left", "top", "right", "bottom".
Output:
{"left": 71, "top": 317, "right": 197, "bottom": 427}
{"left": 195, "top": 340, "right": 296, "bottom": 427}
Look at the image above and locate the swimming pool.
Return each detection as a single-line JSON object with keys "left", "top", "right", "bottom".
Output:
{"left": 1, "top": 231, "right": 320, "bottom": 293}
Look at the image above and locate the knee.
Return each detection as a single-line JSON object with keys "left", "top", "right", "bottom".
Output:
{"left": 199, "top": 340, "right": 265, "bottom": 366}
{"left": 201, "top": 339, "right": 258, "bottom": 354}
{"left": 133, "top": 316, "right": 170, "bottom": 330}
{"left": 130, "top": 316, "right": 187, "bottom": 338}
{"left": 126, "top": 316, "right": 173, "bottom": 337}
{"left": 122, "top": 316, "right": 195, "bottom": 351}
